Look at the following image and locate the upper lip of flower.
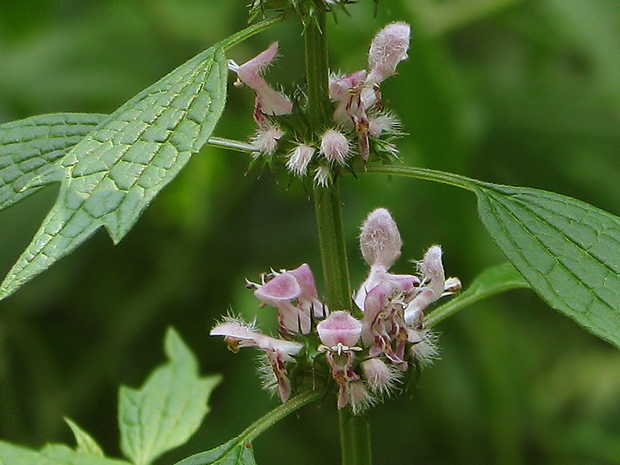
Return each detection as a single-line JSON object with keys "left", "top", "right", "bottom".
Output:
{"left": 228, "top": 42, "right": 293, "bottom": 118}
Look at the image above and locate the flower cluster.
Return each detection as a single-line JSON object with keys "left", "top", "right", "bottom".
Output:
{"left": 227, "top": 22, "right": 410, "bottom": 185}
{"left": 211, "top": 208, "right": 461, "bottom": 414}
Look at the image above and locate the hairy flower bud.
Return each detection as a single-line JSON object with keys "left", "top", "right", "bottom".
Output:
{"left": 367, "top": 22, "right": 411, "bottom": 85}
{"left": 359, "top": 208, "right": 403, "bottom": 271}
{"left": 314, "top": 165, "right": 331, "bottom": 187}
{"left": 250, "top": 123, "right": 284, "bottom": 155}
{"left": 286, "top": 144, "right": 315, "bottom": 177}
{"left": 320, "top": 129, "right": 351, "bottom": 165}
{"left": 361, "top": 358, "right": 400, "bottom": 394}
{"left": 347, "top": 381, "right": 374, "bottom": 414}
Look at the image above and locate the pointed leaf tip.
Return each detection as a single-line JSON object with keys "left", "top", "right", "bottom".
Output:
{"left": 475, "top": 183, "right": 620, "bottom": 348}
{"left": 0, "top": 45, "right": 228, "bottom": 301}
{"left": 119, "top": 328, "right": 221, "bottom": 465}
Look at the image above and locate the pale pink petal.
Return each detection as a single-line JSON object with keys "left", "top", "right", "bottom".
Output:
{"left": 317, "top": 311, "right": 362, "bottom": 348}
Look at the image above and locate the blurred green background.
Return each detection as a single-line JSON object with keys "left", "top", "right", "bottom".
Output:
{"left": 1, "top": 0, "right": 620, "bottom": 464}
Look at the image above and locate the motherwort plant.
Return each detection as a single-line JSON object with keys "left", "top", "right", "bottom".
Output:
{"left": 1, "top": 1, "right": 620, "bottom": 464}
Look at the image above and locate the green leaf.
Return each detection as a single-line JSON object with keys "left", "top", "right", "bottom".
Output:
{"left": 475, "top": 183, "right": 620, "bottom": 348}
{"left": 0, "top": 44, "right": 227, "bottom": 301}
{"left": 0, "top": 113, "right": 104, "bottom": 212}
{"left": 174, "top": 438, "right": 257, "bottom": 465}
{"left": 424, "top": 262, "right": 530, "bottom": 327}
{"left": 64, "top": 417, "right": 105, "bottom": 457}
{"left": 119, "top": 328, "right": 221, "bottom": 465}
{"left": 0, "top": 441, "right": 130, "bottom": 465}
{"left": 366, "top": 165, "right": 620, "bottom": 348}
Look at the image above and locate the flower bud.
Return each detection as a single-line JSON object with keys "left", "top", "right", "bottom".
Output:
{"left": 347, "top": 381, "right": 374, "bottom": 414}
{"left": 251, "top": 124, "right": 284, "bottom": 155}
{"left": 408, "top": 328, "right": 438, "bottom": 366}
{"left": 367, "top": 22, "right": 411, "bottom": 85}
{"left": 286, "top": 144, "right": 315, "bottom": 177}
{"left": 368, "top": 113, "right": 398, "bottom": 138}
{"left": 314, "top": 165, "right": 331, "bottom": 187}
{"left": 320, "top": 129, "right": 351, "bottom": 165}
{"left": 359, "top": 208, "right": 402, "bottom": 270}
{"left": 361, "top": 358, "right": 400, "bottom": 394}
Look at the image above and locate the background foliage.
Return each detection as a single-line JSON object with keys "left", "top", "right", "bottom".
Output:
{"left": 1, "top": 0, "right": 620, "bottom": 464}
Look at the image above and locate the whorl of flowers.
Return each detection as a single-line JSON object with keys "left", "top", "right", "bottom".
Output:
{"left": 228, "top": 22, "right": 410, "bottom": 186}
{"left": 210, "top": 208, "right": 461, "bottom": 414}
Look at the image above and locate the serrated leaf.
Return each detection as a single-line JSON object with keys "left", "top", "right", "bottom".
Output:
{"left": 425, "top": 262, "right": 530, "bottom": 327}
{"left": 119, "top": 328, "right": 221, "bottom": 465}
{"left": 475, "top": 183, "right": 620, "bottom": 348}
{"left": 64, "top": 417, "right": 105, "bottom": 457}
{"left": 173, "top": 438, "right": 257, "bottom": 465}
{"left": 367, "top": 165, "right": 620, "bottom": 348}
{"left": 0, "top": 44, "right": 227, "bottom": 301}
{"left": 0, "top": 441, "right": 130, "bottom": 465}
{"left": 0, "top": 113, "right": 104, "bottom": 212}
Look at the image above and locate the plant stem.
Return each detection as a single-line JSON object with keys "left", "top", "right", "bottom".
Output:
{"left": 313, "top": 187, "right": 351, "bottom": 311}
{"left": 304, "top": 3, "right": 331, "bottom": 130}
{"left": 339, "top": 410, "right": 373, "bottom": 465}
{"left": 303, "top": 5, "right": 372, "bottom": 464}
{"left": 243, "top": 390, "right": 324, "bottom": 443}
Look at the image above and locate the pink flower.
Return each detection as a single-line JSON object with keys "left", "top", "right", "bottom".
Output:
{"left": 329, "top": 70, "right": 367, "bottom": 128}
{"left": 328, "top": 23, "right": 410, "bottom": 161}
{"left": 210, "top": 317, "right": 303, "bottom": 402}
{"left": 254, "top": 264, "right": 326, "bottom": 334}
{"left": 209, "top": 207, "right": 460, "bottom": 414}
{"left": 404, "top": 245, "right": 446, "bottom": 325}
{"left": 359, "top": 275, "right": 418, "bottom": 368}
{"left": 317, "top": 311, "right": 365, "bottom": 410}
{"left": 317, "top": 310, "right": 362, "bottom": 350}
{"left": 229, "top": 43, "right": 293, "bottom": 120}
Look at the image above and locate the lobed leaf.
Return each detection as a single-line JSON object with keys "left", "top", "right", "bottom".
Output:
{"left": 0, "top": 113, "right": 104, "bottom": 212}
{"left": 425, "top": 262, "right": 529, "bottom": 327}
{"left": 65, "top": 417, "right": 105, "bottom": 457}
{"left": 475, "top": 183, "right": 620, "bottom": 348}
{"left": 0, "top": 441, "right": 129, "bottom": 465}
{"left": 0, "top": 44, "right": 228, "bottom": 301}
{"left": 119, "top": 328, "right": 221, "bottom": 465}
